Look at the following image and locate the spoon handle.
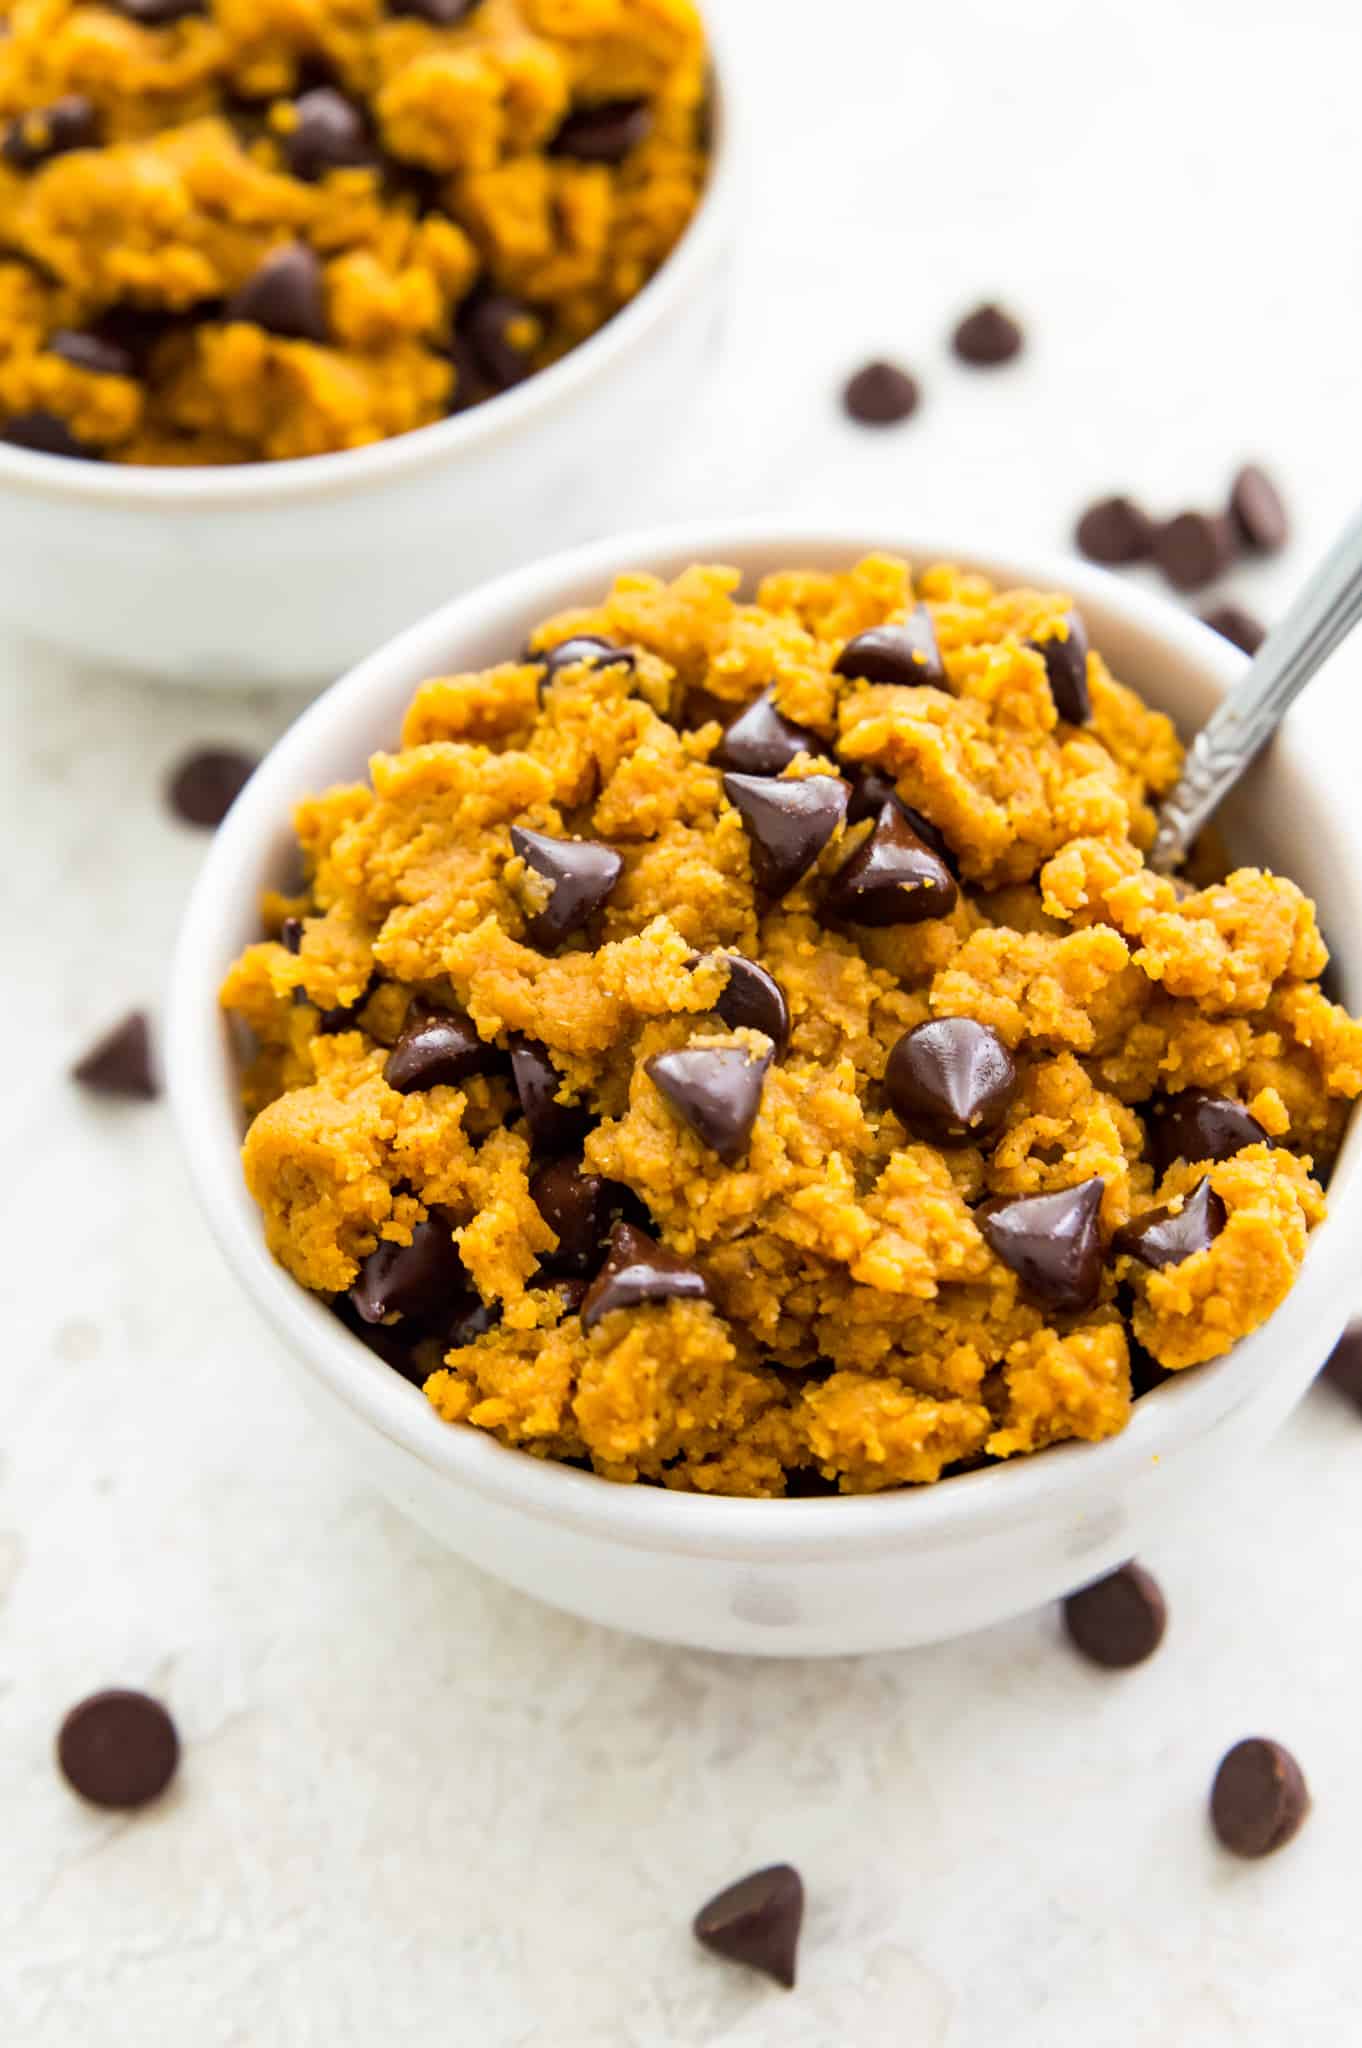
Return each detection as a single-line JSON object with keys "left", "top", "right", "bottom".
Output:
{"left": 1149, "top": 503, "right": 1362, "bottom": 872}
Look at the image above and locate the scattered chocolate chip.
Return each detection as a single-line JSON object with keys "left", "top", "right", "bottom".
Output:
{"left": 1113, "top": 1177, "right": 1226, "bottom": 1270}
{"left": 280, "top": 917, "right": 303, "bottom": 954}
{"left": 1228, "top": 464, "right": 1288, "bottom": 554}
{"left": 1201, "top": 603, "right": 1266, "bottom": 655}
{"left": 57, "top": 1690, "right": 179, "bottom": 1810}
{"left": 951, "top": 302, "right": 1023, "bottom": 366}
{"left": 510, "top": 824, "right": 623, "bottom": 950}
{"left": 550, "top": 98, "right": 652, "bottom": 163}
{"left": 715, "top": 689, "right": 824, "bottom": 775}
{"left": 1027, "top": 608, "right": 1090, "bottom": 723}
{"left": 979, "top": 1177, "right": 1106, "bottom": 1311}
{"left": 71, "top": 1011, "right": 157, "bottom": 1100}
{"left": 1074, "top": 495, "right": 1155, "bottom": 566}
{"left": 537, "top": 634, "right": 635, "bottom": 680}
{"left": 0, "top": 409, "right": 100, "bottom": 460}
{"left": 833, "top": 605, "right": 945, "bottom": 688}
{"left": 167, "top": 747, "right": 257, "bottom": 828}
{"left": 390, "top": 0, "right": 479, "bottom": 21}
{"left": 48, "top": 329, "right": 135, "bottom": 378}
{"left": 351, "top": 1217, "right": 465, "bottom": 1325}
{"left": 712, "top": 954, "right": 790, "bottom": 1056}
{"left": 105, "top": 0, "right": 206, "bottom": 20}
{"left": 1322, "top": 1327, "right": 1362, "bottom": 1410}
{"left": 1063, "top": 1561, "right": 1167, "bottom": 1669}
{"left": 1145, "top": 1089, "right": 1268, "bottom": 1176}
{"left": 3, "top": 95, "right": 101, "bottom": 169}
{"left": 510, "top": 1035, "right": 591, "bottom": 1153}
{"left": 842, "top": 358, "right": 920, "bottom": 426}
{"left": 285, "top": 87, "right": 376, "bottom": 182}
{"left": 693, "top": 1864, "right": 803, "bottom": 1990}
{"left": 824, "top": 800, "right": 957, "bottom": 926}
{"left": 227, "top": 242, "right": 328, "bottom": 343}
{"left": 723, "top": 771, "right": 848, "bottom": 899}
{"left": 1151, "top": 511, "right": 1237, "bottom": 592}
{"left": 646, "top": 1043, "right": 774, "bottom": 1165}
{"left": 1211, "top": 1738, "right": 1309, "bottom": 1858}
{"left": 458, "top": 288, "right": 534, "bottom": 391}
{"left": 885, "top": 1017, "right": 1016, "bottom": 1146}
{"left": 531, "top": 1159, "right": 615, "bottom": 1274}
{"left": 384, "top": 1002, "right": 493, "bottom": 1093}
{"left": 580, "top": 1221, "right": 709, "bottom": 1332}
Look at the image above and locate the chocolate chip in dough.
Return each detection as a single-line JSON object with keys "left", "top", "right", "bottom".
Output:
{"left": 286, "top": 87, "right": 376, "bottom": 182}
{"left": 712, "top": 954, "right": 790, "bottom": 1056}
{"left": 1113, "top": 1177, "right": 1226, "bottom": 1269}
{"left": 693, "top": 1864, "right": 804, "bottom": 1990}
{"left": 458, "top": 289, "right": 535, "bottom": 391}
{"left": 71, "top": 1011, "right": 157, "bottom": 1100}
{"left": 885, "top": 1018, "right": 1016, "bottom": 1146}
{"left": 580, "top": 1221, "right": 708, "bottom": 1332}
{"left": 442, "top": 1293, "right": 499, "bottom": 1347}
{"left": 228, "top": 243, "right": 328, "bottom": 343}
{"left": 331, "top": 1292, "right": 429, "bottom": 1385}
{"left": 646, "top": 1043, "right": 774, "bottom": 1164}
{"left": 384, "top": 1003, "right": 494, "bottom": 1093}
{"left": 1151, "top": 511, "right": 1237, "bottom": 592}
{"left": 3, "top": 94, "right": 100, "bottom": 169}
{"left": 350, "top": 1216, "right": 465, "bottom": 1325}
{"left": 842, "top": 358, "right": 921, "bottom": 426}
{"left": 1145, "top": 1089, "right": 1268, "bottom": 1176}
{"left": 1322, "top": 1327, "right": 1362, "bottom": 1411}
{"left": 979, "top": 1177, "right": 1106, "bottom": 1311}
{"left": 1075, "top": 495, "right": 1155, "bottom": 566}
{"left": 389, "top": 0, "right": 479, "bottom": 22}
{"left": 280, "top": 917, "right": 303, "bottom": 954}
{"left": 48, "top": 329, "right": 135, "bottom": 378}
{"left": 510, "top": 1036, "right": 592, "bottom": 1153}
{"left": 531, "top": 1159, "right": 616, "bottom": 1275}
{"left": 715, "top": 689, "right": 824, "bottom": 776}
{"left": 510, "top": 825, "right": 623, "bottom": 950}
{"left": 1063, "top": 1562, "right": 1167, "bottom": 1669}
{"left": 722, "top": 772, "right": 848, "bottom": 899}
{"left": 167, "top": 747, "right": 258, "bottom": 828}
{"left": 823, "top": 800, "right": 957, "bottom": 926}
{"left": 1211, "top": 1737, "right": 1310, "bottom": 1858}
{"left": 844, "top": 769, "right": 956, "bottom": 869}
{"left": 1202, "top": 603, "right": 1266, "bottom": 655}
{"left": 1228, "top": 464, "right": 1289, "bottom": 554}
{"left": 1027, "top": 608, "right": 1091, "bottom": 723}
{"left": 951, "top": 302, "right": 1024, "bottom": 365}
{"left": 0, "top": 409, "right": 100, "bottom": 459}
{"left": 106, "top": 0, "right": 206, "bottom": 21}
{"left": 537, "top": 634, "right": 635, "bottom": 681}
{"left": 57, "top": 1690, "right": 179, "bottom": 1810}
{"left": 833, "top": 605, "right": 945, "bottom": 688}
{"left": 550, "top": 98, "right": 652, "bottom": 164}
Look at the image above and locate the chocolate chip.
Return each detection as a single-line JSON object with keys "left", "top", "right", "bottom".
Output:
{"left": 531, "top": 1159, "right": 615, "bottom": 1274}
{"left": 384, "top": 1002, "right": 493, "bottom": 1093}
{"left": 510, "top": 825, "right": 622, "bottom": 950}
{"left": 1063, "top": 1561, "right": 1167, "bottom": 1669}
{"left": 316, "top": 980, "right": 374, "bottom": 1035}
{"left": 979, "top": 1177, "right": 1106, "bottom": 1311}
{"left": 1322, "top": 1327, "right": 1362, "bottom": 1411}
{"left": 1151, "top": 511, "right": 1237, "bottom": 592}
{"left": 441, "top": 1293, "right": 499, "bottom": 1347}
{"left": 1113, "top": 1177, "right": 1226, "bottom": 1269}
{"left": 844, "top": 769, "right": 955, "bottom": 868}
{"left": 351, "top": 1217, "right": 465, "bottom": 1325}
{"left": 390, "top": 0, "right": 478, "bottom": 21}
{"left": 833, "top": 605, "right": 945, "bottom": 688}
{"left": 0, "top": 410, "right": 99, "bottom": 460}
{"left": 510, "top": 1036, "right": 591, "bottom": 1153}
{"left": 57, "top": 1690, "right": 179, "bottom": 1810}
{"left": 842, "top": 358, "right": 920, "bottom": 426}
{"left": 3, "top": 95, "right": 101, "bottom": 169}
{"left": 580, "top": 1221, "right": 709, "bottom": 1332}
{"left": 712, "top": 955, "right": 790, "bottom": 1056}
{"left": 1228, "top": 464, "right": 1288, "bottom": 554}
{"left": 228, "top": 243, "right": 328, "bottom": 343}
{"left": 332, "top": 1291, "right": 429, "bottom": 1384}
{"left": 167, "top": 747, "right": 257, "bottom": 828}
{"left": 537, "top": 634, "right": 635, "bottom": 680}
{"left": 550, "top": 98, "right": 652, "bottom": 163}
{"left": 646, "top": 1043, "right": 774, "bottom": 1164}
{"left": 458, "top": 289, "right": 534, "bottom": 391}
{"left": 1027, "top": 608, "right": 1090, "bottom": 723}
{"left": 823, "top": 800, "right": 957, "bottom": 926}
{"left": 885, "top": 1017, "right": 1015, "bottom": 1145}
{"left": 106, "top": 0, "right": 205, "bottom": 20}
{"left": 1129, "top": 1336, "right": 1174, "bottom": 1400}
{"left": 1211, "top": 1738, "right": 1310, "bottom": 1858}
{"left": 48, "top": 329, "right": 134, "bottom": 378}
{"left": 723, "top": 771, "right": 849, "bottom": 899}
{"left": 280, "top": 917, "right": 303, "bottom": 954}
{"left": 285, "top": 87, "right": 375, "bottom": 182}
{"left": 714, "top": 689, "right": 823, "bottom": 775}
{"left": 951, "top": 302, "right": 1023, "bottom": 366}
{"left": 71, "top": 1011, "right": 157, "bottom": 1100}
{"left": 693, "top": 1864, "right": 803, "bottom": 1990}
{"left": 1075, "top": 495, "right": 1155, "bottom": 566}
{"left": 1145, "top": 1089, "right": 1267, "bottom": 1176}
{"left": 1202, "top": 603, "right": 1266, "bottom": 655}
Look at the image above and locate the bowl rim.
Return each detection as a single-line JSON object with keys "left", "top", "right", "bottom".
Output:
{"left": 0, "top": 17, "right": 737, "bottom": 512}
{"left": 166, "top": 518, "right": 1362, "bottom": 1563}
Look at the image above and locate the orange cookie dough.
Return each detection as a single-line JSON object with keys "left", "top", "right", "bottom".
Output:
{"left": 0, "top": 0, "right": 707, "bottom": 463}
{"left": 221, "top": 557, "right": 1362, "bottom": 1495}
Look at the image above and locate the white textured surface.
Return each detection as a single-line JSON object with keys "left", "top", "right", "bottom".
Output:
{"left": 5, "top": 0, "right": 1362, "bottom": 2038}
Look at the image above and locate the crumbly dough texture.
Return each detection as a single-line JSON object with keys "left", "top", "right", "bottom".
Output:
{"left": 0, "top": 0, "right": 707, "bottom": 462}
{"left": 222, "top": 557, "right": 1361, "bottom": 1494}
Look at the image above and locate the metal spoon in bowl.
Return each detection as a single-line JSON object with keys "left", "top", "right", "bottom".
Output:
{"left": 1148, "top": 510, "right": 1362, "bottom": 873}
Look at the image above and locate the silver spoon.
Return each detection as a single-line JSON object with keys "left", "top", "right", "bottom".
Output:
{"left": 1149, "top": 510, "right": 1362, "bottom": 872}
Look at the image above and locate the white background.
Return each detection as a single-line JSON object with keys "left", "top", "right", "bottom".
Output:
{"left": 5, "top": 0, "right": 1362, "bottom": 2040}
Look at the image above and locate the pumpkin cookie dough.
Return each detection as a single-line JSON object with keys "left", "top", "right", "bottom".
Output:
{"left": 221, "top": 556, "right": 1362, "bottom": 1495}
{"left": 0, "top": 0, "right": 708, "bottom": 464}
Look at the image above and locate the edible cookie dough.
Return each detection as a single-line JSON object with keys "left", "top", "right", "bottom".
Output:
{"left": 221, "top": 556, "right": 1362, "bottom": 1495}
{"left": 0, "top": 0, "right": 707, "bottom": 464}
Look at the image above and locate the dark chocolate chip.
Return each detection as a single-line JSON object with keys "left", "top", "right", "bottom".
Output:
{"left": 885, "top": 1017, "right": 1016, "bottom": 1145}
{"left": 823, "top": 800, "right": 957, "bottom": 926}
{"left": 167, "top": 747, "right": 257, "bottom": 828}
{"left": 48, "top": 329, "right": 134, "bottom": 378}
{"left": 951, "top": 302, "right": 1023, "bottom": 366}
{"left": 285, "top": 87, "right": 376, "bottom": 182}
{"left": 1151, "top": 511, "right": 1237, "bottom": 592}
{"left": 58, "top": 1690, "right": 180, "bottom": 1810}
{"left": 1228, "top": 464, "right": 1288, "bottom": 554}
{"left": 105, "top": 0, "right": 206, "bottom": 20}
{"left": 537, "top": 634, "right": 635, "bottom": 680}
{"left": 510, "top": 1035, "right": 591, "bottom": 1153}
{"left": 350, "top": 1217, "right": 465, "bottom": 1325}
{"left": 1145, "top": 1089, "right": 1268, "bottom": 1176}
{"left": 280, "top": 917, "right": 303, "bottom": 954}
{"left": 844, "top": 769, "right": 955, "bottom": 869}
{"left": 316, "top": 980, "right": 374, "bottom": 1034}
{"left": 531, "top": 1158, "right": 615, "bottom": 1274}
{"left": 1201, "top": 603, "right": 1266, "bottom": 655}
{"left": 1027, "top": 608, "right": 1090, "bottom": 723}
{"left": 0, "top": 409, "right": 100, "bottom": 460}
{"left": 550, "top": 98, "right": 652, "bottom": 163}
{"left": 548, "top": 1277, "right": 588, "bottom": 1316}
{"left": 646, "top": 1042, "right": 774, "bottom": 1164}
{"left": 331, "top": 1291, "right": 429, "bottom": 1384}
{"left": 445, "top": 330, "right": 495, "bottom": 413}
{"left": 1129, "top": 1336, "right": 1173, "bottom": 1400}
{"left": 1113, "top": 1176, "right": 1226, "bottom": 1269}
{"left": 384, "top": 1002, "right": 493, "bottom": 1093}
{"left": 1074, "top": 495, "right": 1155, "bottom": 566}
{"left": 693, "top": 1864, "right": 803, "bottom": 1990}
{"left": 510, "top": 824, "right": 623, "bottom": 950}
{"left": 87, "top": 303, "right": 183, "bottom": 370}
{"left": 723, "top": 771, "right": 848, "bottom": 898}
{"left": 1211, "top": 1738, "right": 1310, "bottom": 1858}
{"left": 714, "top": 689, "right": 824, "bottom": 775}
{"left": 458, "top": 289, "right": 534, "bottom": 391}
{"left": 3, "top": 95, "right": 101, "bottom": 169}
{"left": 712, "top": 954, "right": 790, "bottom": 1056}
{"left": 1322, "top": 1327, "right": 1362, "bottom": 1411}
{"left": 390, "top": 0, "right": 479, "bottom": 21}
{"left": 842, "top": 358, "right": 920, "bottom": 426}
{"left": 227, "top": 243, "right": 328, "bottom": 343}
{"left": 979, "top": 1177, "right": 1106, "bottom": 1311}
{"left": 833, "top": 605, "right": 945, "bottom": 688}
{"left": 1063, "top": 1561, "right": 1167, "bottom": 1669}
{"left": 784, "top": 1466, "right": 841, "bottom": 1497}
{"left": 580, "top": 1221, "right": 708, "bottom": 1332}
{"left": 71, "top": 1011, "right": 157, "bottom": 1100}
{"left": 441, "top": 1293, "right": 499, "bottom": 1347}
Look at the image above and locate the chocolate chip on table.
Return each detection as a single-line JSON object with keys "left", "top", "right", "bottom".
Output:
{"left": 0, "top": 410, "right": 100, "bottom": 460}
{"left": 1063, "top": 1561, "right": 1167, "bottom": 1669}
{"left": 510, "top": 1035, "right": 592, "bottom": 1153}
{"left": 531, "top": 1159, "right": 615, "bottom": 1274}
{"left": 3, "top": 95, "right": 100, "bottom": 169}
{"left": 841, "top": 358, "right": 921, "bottom": 426}
{"left": 1113, "top": 1177, "right": 1226, "bottom": 1269}
{"left": 1151, "top": 511, "right": 1237, "bottom": 592}
{"left": 714, "top": 689, "right": 824, "bottom": 775}
{"left": 712, "top": 954, "right": 790, "bottom": 1056}
{"left": 1075, "top": 495, "right": 1155, "bottom": 566}
{"left": 280, "top": 917, "right": 303, "bottom": 954}
{"left": 537, "top": 634, "right": 635, "bottom": 680}
{"left": 167, "top": 747, "right": 258, "bottom": 828}
{"left": 833, "top": 605, "right": 945, "bottom": 688}
{"left": 1145, "top": 1089, "right": 1268, "bottom": 1176}
{"left": 1202, "top": 603, "right": 1266, "bottom": 655}
{"left": 285, "top": 87, "right": 376, "bottom": 182}
{"left": 1228, "top": 463, "right": 1288, "bottom": 554}
{"left": 458, "top": 289, "right": 535, "bottom": 391}
{"left": 350, "top": 1216, "right": 466, "bottom": 1325}
{"left": 510, "top": 825, "right": 623, "bottom": 950}
{"left": 228, "top": 243, "right": 328, "bottom": 343}
{"left": 885, "top": 1018, "right": 1016, "bottom": 1146}
{"left": 580, "top": 1221, "right": 709, "bottom": 1332}
{"left": 384, "top": 1002, "right": 493, "bottom": 1093}
{"left": 693, "top": 1864, "right": 804, "bottom": 1990}
{"left": 1026, "top": 608, "right": 1090, "bottom": 724}
{"left": 1322, "top": 1327, "right": 1362, "bottom": 1410}
{"left": 722, "top": 772, "right": 849, "bottom": 899}
{"left": 48, "top": 329, "right": 135, "bottom": 379}
{"left": 979, "top": 1177, "right": 1106, "bottom": 1311}
{"left": 1210, "top": 1738, "right": 1310, "bottom": 1858}
{"left": 57, "top": 1690, "right": 179, "bottom": 1810}
{"left": 550, "top": 98, "right": 653, "bottom": 164}
{"left": 389, "top": 0, "right": 479, "bottom": 22}
{"left": 646, "top": 1043, "right": 774, "bottom": 1164}
{"left": 951, "top": 301, "right": 1024, "bottom": 366}
{"left": 823, "top": 800, "right": 957, "bottom": 926}
{"left": 71, "top": 1011, "right": 158, "bottom": 1100}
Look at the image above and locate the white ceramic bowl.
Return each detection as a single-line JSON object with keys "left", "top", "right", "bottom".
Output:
{"left": 166, "top": 521, "right": 1362, "bottom": 1656}
{"left": 0, "top": 44, "right": 736, "bottom": 691}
